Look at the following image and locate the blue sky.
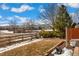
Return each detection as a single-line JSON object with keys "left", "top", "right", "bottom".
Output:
{"left": 0, "top": 3, "right": 78, "bottom": 26}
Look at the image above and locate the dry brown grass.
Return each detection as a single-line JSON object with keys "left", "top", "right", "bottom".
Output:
{"left": 0, "top": 38, "right": 64, "bottom": 56}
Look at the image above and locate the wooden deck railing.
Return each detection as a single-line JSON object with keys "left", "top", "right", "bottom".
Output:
{"left": 44, "top": 40, "right": 64, "bottom": 56}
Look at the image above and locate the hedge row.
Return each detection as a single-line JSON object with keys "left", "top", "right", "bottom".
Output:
{"left": 39, "top": 30, "right": 64, "bottom": 38}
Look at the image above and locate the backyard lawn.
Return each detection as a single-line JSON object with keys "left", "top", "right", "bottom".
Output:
{"left": 0, "top": 38, "right": 64, "bottom": 56}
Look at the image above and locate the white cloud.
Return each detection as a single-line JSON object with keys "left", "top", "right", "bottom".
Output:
{"left": 0, "top": 15, "right": 31, "bottom": 26}
{"left": 0, "top": 24, "right": 9, "bottom": 26}
{"left": 14, "top": 15, "right": 29, "bottom": 23}
{"left": 0, "top": 4, "right": 9, "bottom": 10}
{"left": 63, "top": 3, "right": 79, "bottom": 8}
{"left": 70, "top": 13, "right": 75, "bottom": 16}
{"left": 39, "top": 5, "right": 45, "bottom": 13}
{"left": 0, "top": 20, "right": 9, "bottom": 26}
{"left": 40, "top": 8, "right": 45, "bottom": 13}
{"left": 11, "top": 4, "right": 34, "bottom": 13}
{"left": 4, "top": 15, "right": 31, "bottom": 24}
{"left": 35, "top": 19, "right": 51, "bottom": 25}
{"left": 36, "top": 20, "right": 45, "bottom": 24}
{"left": 7, "top": 17, "right": 13, "bottom": 20}
{"left": 70, "top": 12, "right": 79, "bottom": 23}
{"left": 0, "top": 15, "right": 2, "bottom": 18}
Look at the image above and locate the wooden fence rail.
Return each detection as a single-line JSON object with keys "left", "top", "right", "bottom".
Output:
{"left": 0, "top": 33, "right": 37, "bottom": 47}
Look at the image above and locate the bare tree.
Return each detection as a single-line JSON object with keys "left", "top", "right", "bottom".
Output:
{"left": 9, "top": 19, "right": 17, "bottom": 33}
{"left": 40, "top": 3, "right": 58, "bottom": 28}
{"left": 75, "top": 9, "right": 79, "bottom": 23}
{"left": 70, "top": 8, "right": 79, "bottom": 27}
{"left": 22, "top": 20, "right": 35, "bottom": 32}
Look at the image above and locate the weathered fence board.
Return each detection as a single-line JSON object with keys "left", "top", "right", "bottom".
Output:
{"left": 0, "top": 33, "right": 36, "bottom": 47}
{"left": 67, "top": 28, "right": 79, "bottom": 40}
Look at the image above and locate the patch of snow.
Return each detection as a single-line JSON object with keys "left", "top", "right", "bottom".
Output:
{"left": 61, "top": 47, "right": 73, "bottom": 56}
{"left": 51, "top": 49, "right": 56, "bottom": 54}
{"left": 70, "top": 40, "right": 77, "bottom": 47}
{"left": 0, "top": 38, "right": 43, "bottom": 53}
{"left": 44, "top": 29, "right": 53, "bottom": 31}
{"left": 0, "top": 30, "right": 13, "bottom": 33}
{"left": 0, "top": 48, "right": 6, "bottom": 51}
{"left": 53, "top": 47, "right": 73, "bottom": 56}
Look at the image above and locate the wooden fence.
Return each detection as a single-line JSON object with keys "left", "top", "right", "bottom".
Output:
{"left": 67, "top": 28, "right": 79, "bottom": 40}
{"left": 0, "top": 33, "right": 37, "bottom": 47}
{"left": 66, "top": 28, "right": 79, "bottom": 47}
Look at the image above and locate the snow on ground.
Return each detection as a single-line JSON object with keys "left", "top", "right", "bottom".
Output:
{"left": 51, "top": 47, "right": 73, "bottom": 56}
{"left": 61, "top": 47, "right": 73, "bottom": 56}
{"left": 0, "top": 38, "right": 43, "bottom": 53}
{"left": 0, "top": 30, "right": 13, "bottom": 33}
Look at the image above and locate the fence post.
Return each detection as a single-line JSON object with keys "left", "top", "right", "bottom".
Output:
{"left": 66, "top": 27, "right": 68, "bottom": 47}
{"left": 22, "top": 33, "right": 24, "bottom": 41}
{"left": 65, "top": 27, "right": 70, "bottom": 48}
